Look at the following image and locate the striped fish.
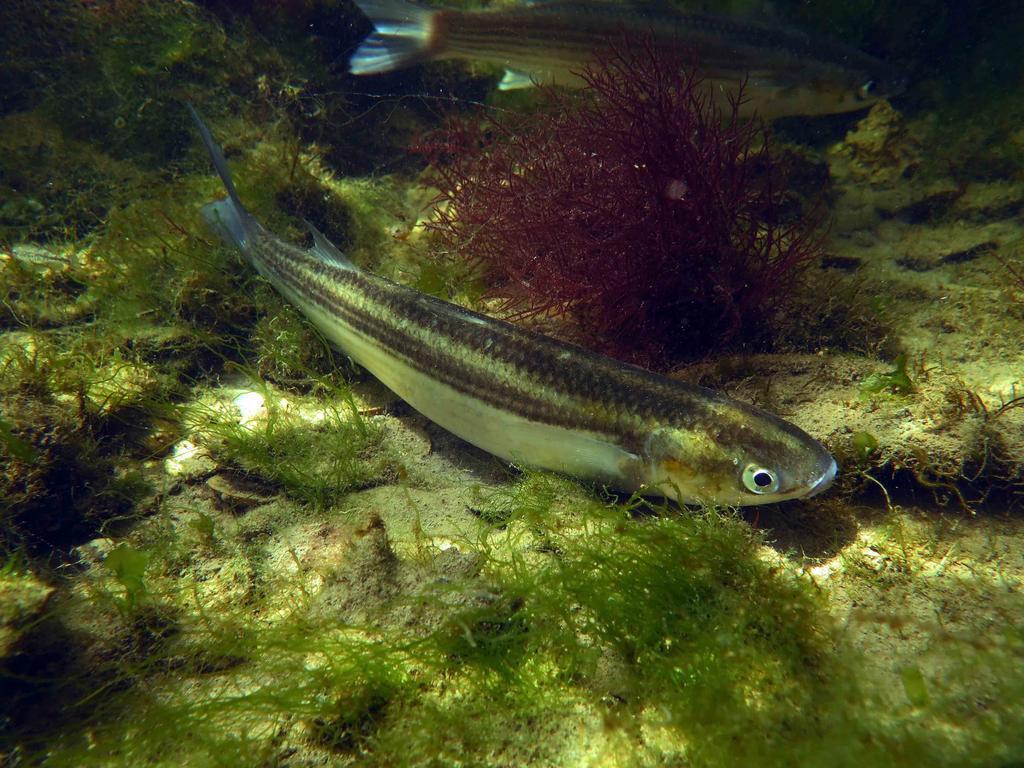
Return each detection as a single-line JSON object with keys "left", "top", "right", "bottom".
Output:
{"left": 349, "top": 0, "right": 904, "bottom": 118}
{"left": 188, "top": 105, "right": 836, "bottom": 507}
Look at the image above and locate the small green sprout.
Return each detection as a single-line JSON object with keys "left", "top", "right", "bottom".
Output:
{"left": 900, "top": 664, "right": 930, "bottom": 708}
{"left": 103, "top": 544, "right": 150, "bottom": 611}
{"left": 0, "top": 416, "right": 36, "bottom": 462}
{"left": 188, "top": 512, "right": 217, "bottom": 548}
{"left": 851, "top": 431, "right": 880, "bottom": 462}
{"left": 860, "top": 354, "right": 915, "bottom": 397}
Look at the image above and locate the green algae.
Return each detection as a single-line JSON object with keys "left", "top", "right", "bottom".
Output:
{"left": 192, "top": 379, "right": 400, "bottom": 509}
{"left": 250, "top": 304, "right": 340, "bottom": 390}
{"left": 852, "top": 430, "right": 881, "bottom": 462}
{"left": 0, "top": 22, "right": 396, "bottom": 555}
{"left": 900, "top": 664, "right": 931, "bottom": 708}
{"left": 861, "top": 354, "right": 916, "bottom": 398}
{"left": 0, "top": 334, "right": 156, "bottom": 552}
{"left": 1, "top": 1, "right": 1023, "bottom": 766}
{"left": 103, "top": 544, "right": 151, "bottom": 613}
{"left": 7, "top": 474, "right": 1023, "bottom": 767}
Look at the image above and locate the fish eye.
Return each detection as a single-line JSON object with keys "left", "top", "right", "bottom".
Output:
{"left": 742, "top": 464, "right": 780, "bottom": 494}
{"left": 856, "top": 80, "right": 875, "bottom": 100}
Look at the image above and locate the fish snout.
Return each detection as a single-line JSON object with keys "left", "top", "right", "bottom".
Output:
{"left": 806, "top": 455, "right": 839, "bottom": 498}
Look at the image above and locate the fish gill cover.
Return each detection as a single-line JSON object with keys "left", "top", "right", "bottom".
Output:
{"left": 417, "top": 39, "right": 825, "bottom": 367}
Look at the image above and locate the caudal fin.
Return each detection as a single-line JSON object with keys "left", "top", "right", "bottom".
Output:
{"left": 187, "top": 103, "right": 254, "bottom": 249}
{"left": 349, "top": 0, "right": 439, "bottom": 75}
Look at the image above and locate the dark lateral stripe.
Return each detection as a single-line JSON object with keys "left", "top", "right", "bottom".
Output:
{"left": 254, "top": 236, "right": 582, "bottom": 390}
{"left": 246, "top": 232, "right": 808, "bottom": 463}
{"left": 445, "top": 6, "right": 879, "bottom": 72}
{"left": 247, "top": 239, "right": 606, "bottom": 423}
{"left": 249, "top": 236, "right": 641, "bottom": 440}
{"left": 447, "top": 27, "right": 594, "bottom": 53}
{"left": 251, "top": 232, "right": 716, "bottom": 426}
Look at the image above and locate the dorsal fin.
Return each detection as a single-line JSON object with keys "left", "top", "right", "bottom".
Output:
{"left": 305, "top": 220, "right": 356, "bottom": 270}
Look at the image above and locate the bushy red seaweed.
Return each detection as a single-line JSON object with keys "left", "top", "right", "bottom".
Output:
{"left": 418, "top": 41, "right": 824, "bottom": 366}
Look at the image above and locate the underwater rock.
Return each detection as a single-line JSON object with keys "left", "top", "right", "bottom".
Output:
{"left": 980, "top": 403, "right": 1024, "bottom": 498}
{"left": 895, "top": 240, "right": 998, "bottom": 273}
{"left": 310, "top": 509, "right": 485, "bottom": 633}
{"left": 951, "top": 180, "right": 1024, "bottom": 223}
{"left": 881, "top": 183, "right": 963, "bottom": 223}
{"left": 1, "top": 244, "right": 94, "bottom": 328}
{"left": 832, "top": 100, "right": 921, "bottom": 186}
{"left": 84, "top": 357, "right": 165, "bottom": 418}
{"left": 311, "top": 514, "right": 401, "bottom": 625}
{"left": 71, "top": 536, "right": 117, "bottom": 567}
{"left": 0, "top": 569, "right": 54, "bottom": 659}
{"left": 164, "top": 438, "right": 216, "bottom": 480}
{"left": 232, "top": 390, "right": 267, "bottom": 429}
{"left": 206, "top": 471, "right": 276, "bottom": 515}
{"left": 823, "top": 121, "right": 1024, "bottom": 239}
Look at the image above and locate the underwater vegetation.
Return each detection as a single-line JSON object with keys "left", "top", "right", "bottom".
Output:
{"left": 4, "top": 476, "right": 1024, "bottom": 767}
{"left": 420, "top": 41, "right": 824, "bottom": 365}
{"left": 998, "top": 250, "right": 1024, "bottom": 306}
{"left": 859, "top": 353, "right": 916, "bottom": 397}
{"left": 2, "top": 0, "right": 1024, "bottom": 766}
{"left": 191, "top": 378, "right": 404, "bottom": 510}
{"left": 0, "top": 329, "right": 167, "bottom": 553}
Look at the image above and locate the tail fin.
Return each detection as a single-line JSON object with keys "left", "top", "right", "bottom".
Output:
{"left": 187, "top": 103, "right": 253, "bottom": 249}
{"left": 349, "top": 0, "right": 439, "bottom": 75}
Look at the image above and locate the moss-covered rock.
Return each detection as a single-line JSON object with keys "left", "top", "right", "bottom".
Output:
{"left": 0, "top": 566, "right": 54, "bottom": 659}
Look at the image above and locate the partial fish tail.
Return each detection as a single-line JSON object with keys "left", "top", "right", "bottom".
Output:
{"left": 190, "top": 103, "right": 358, "bottom": 276}
{"left": 186, "top": 103, "right": 255, "bottom": 250}
{"left": 349, "top": 0, "right": 440, "bottom": 75}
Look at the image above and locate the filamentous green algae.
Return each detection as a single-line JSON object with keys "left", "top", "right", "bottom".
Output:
{"left": 2, "top": 0, "right": 1024, "bottom": 766}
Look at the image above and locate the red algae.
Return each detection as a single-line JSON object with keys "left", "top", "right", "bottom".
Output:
{"left": 419, "top": 41, "right": 825, "bottom": 366}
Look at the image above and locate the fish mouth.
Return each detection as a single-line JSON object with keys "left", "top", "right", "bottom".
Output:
{"left": 806, "top": 456, "right": 839, "bottom": 498}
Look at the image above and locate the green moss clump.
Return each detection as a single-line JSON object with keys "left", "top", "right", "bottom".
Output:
{"left": 463, "top": 487, "right": 838, "bottom": 763}
{"left": 48, "top": 1, "right": 227, "bottom": 168}
{"left": 0, "top": 334, "right": 156, "bottom": 552}
{"left": 8, "top": 473, "right": 1024, "bottom": 766}
{"left": 860, "top": 353, "right": 916, "bottom": 398}
{"left": 307, "top": 683, "right": 399, "bottom": 755}
{"left": 0, "top": 111, "right": 143, "bottom": 243}
{"left": 195, "top": 382, "right": 398, "bottom": 509}
{"left": 250, "top": 304, "right": 340, "bottom": 391}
